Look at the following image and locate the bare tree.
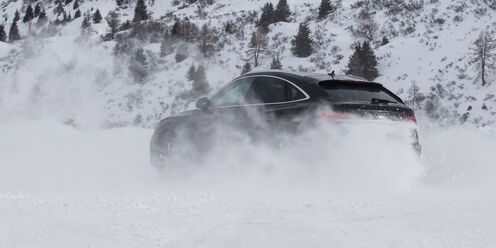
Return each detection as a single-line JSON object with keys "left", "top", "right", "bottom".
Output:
{"left": 355, "top": 4, "right": 378, "bottom": 41}
{"left": 248, "top": 28, "right": 268, "bottom": 67}
{"left": 105, "top": 11, "right": 120, "bottom": 39}
{"left": 197, "top": 24, "right": 217, "bottom": 57}
{"left": 471, "top": 31, "right": 496, "bottom": 86}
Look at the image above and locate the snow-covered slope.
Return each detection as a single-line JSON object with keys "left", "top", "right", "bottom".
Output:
{"left": 0, "top": 0, "right": 495, "bottom": 127}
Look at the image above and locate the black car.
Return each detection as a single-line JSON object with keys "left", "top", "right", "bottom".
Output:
{"left": 150, "top": 70, "right": 421, "bottom": 170}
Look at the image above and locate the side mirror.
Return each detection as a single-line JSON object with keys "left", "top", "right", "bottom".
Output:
{"left": 196, "top": 97, "right": 211, "bottom": 110}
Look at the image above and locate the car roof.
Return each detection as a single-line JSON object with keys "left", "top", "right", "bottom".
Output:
{"left": 243, "top": 70, "right": 377, "bottom": 85}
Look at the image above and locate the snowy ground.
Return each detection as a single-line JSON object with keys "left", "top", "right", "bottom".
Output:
{"left": 1, "top": 120, "right": 496, "bottom": 248}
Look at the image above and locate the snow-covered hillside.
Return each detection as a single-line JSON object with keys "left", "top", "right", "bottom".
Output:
{"left": 0, "top": 0, "right": 495, "bottom": 127}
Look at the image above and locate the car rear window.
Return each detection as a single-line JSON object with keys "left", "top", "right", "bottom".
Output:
{"left": 319, "top": 81, "right": 400, "bottom": 103}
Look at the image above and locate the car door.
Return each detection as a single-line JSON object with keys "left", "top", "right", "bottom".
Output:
{"left": 207, "top": 77, "right": 258, "bottom": 129}
{"left": 245, "top": 76, "right": 309, "bottom": 129}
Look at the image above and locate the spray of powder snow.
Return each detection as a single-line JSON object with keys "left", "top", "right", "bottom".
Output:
{"left": 157, "top": 119, "right": 425, "bottom": 197}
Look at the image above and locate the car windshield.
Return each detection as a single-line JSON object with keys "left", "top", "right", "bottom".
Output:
{"left": 320, "top": 82, "right": 399, "bottom": 103}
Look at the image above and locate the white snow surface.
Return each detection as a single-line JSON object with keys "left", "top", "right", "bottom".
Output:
{"left": 1, "top": 120, "right": 496, "bottom": 248}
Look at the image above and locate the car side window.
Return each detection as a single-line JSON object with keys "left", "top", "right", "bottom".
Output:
{"left": 246, "top": 77, "right": 287, "bottom": 104}
{"left": 287, "top": 83, "right": 306, "bottom": 101}
{"left": 210, "top": 77, "right": 256, "bottom": 107}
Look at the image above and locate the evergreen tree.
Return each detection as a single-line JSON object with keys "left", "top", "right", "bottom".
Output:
{"left": 133, "top": 0, "right": 149, "bottom": 23}
{"left": 73, "top": 0, "right": 79, "bottom": 10}
{"left": 116, "top": 0, "right": 125, "bottom": 7}
{"left": 74, "top": 9, "right": 82, "bottom": 18}
{"left": 197, "top": 24, "right": 217, "bottom": 57}
{"left": 270, "top": 56, "right": 283, "bottom": 69}
{"left": 23, "top": 5, "right": 34, "bottom": 23}
{"left": 381, "top": 36, "right": 389, "bottom": 46}
{"left": 63, "top": 11, "right": 70, "bottom": 23}
{"left": 34, "top": 4, "right": 42, "bottom": 17}
{"left": 8, "top": 20, "right": 21, "bottom": 43}
{"left": 224, "top": 21, "right": 235, "bottom": 34}
{"left": 291, "top": 22, "right": 313, "bottom": 58}
{"left": 160, "top": 30, "right": 173, "bottom": 57}
{"left": 360, "top": 41, "right": 379, "bottom": 80}
{"left": 175, "top": 44, "right": 188, "bottom": 62}
{"left": 37, "top": 9, "right": 47, "bottom": 25}
{"left": 274, "top": 0, "right": 291, "bottom": 22}
{"left": 81, "top": 13, "right": 91, "bottom": 29}
{"left": 54, "top": 1, "right": 64, "bottom": 16}
{"left": 241, "top": 62, "right": 252, "bottom": 75}
{"left": 0, "top": 25, "right": 6, "bottom": 42}
{"left": 93, "top": 9, "right": 102, "bottom": 23}
{"left": 129, "top": 48, "right": 149, "bottom": 83}
{"left": 345, "top": 42, "right": 379, "bottom": 81}
{"left": 471, "top": 31, "right": 496, "bottom": 86}
{"left": 407, "top": 82, "right": 423, "bottom": 110}
{"left": 13, "top": 10, "right": 20, "bottom": 22}
{"left": 170, "top": 19, "right": 183, "bottom": 39}
{"left": 66, "top": 0, "right": 73, "bottom": 5}
{"left": 318, "top": 0, "right": 334, "bottom": 19}
{"left": 258, "top": 2, "right": 275, "bottom": 29}
{"left": 192, "top": 65, "right": 209, "bottom": 95}
{"left": 346, "top": 43, "right": 363, "bottom": 78}
{"left": 186, "top": 64, "right": 196, "bottom": 81}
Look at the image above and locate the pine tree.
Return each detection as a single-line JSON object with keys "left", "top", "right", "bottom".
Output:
{"left": 63, "top": 12, "right": 70, "bottom": 23}
{"left": 291, "top": 22, "right": 313, "bottom": 58}
{"left": 170, "top": 19, "right": 186, "bottom": 40}
{"left": 73, "top": 0, "right": 79, "bottom": 10}
{"left": 37, "top": 9, "right": 47, "bottom": 25}
{"left": 197, "top": 24, "right": 217, "bottom": 57}
{"left": 160, "top": 30, "right": 173, "bottom": 57}
{"left": 133, "top": 0, "right": 149, "bottom": 23}
{"left": 175, "top": 44, "right": 188, "bottom": 62}
{"left": 275, "top": 0, "right": 291, "bottom": 22}
{"left": 258, "top": 2, "right": 275, "bottom": 29}
{"left": 241, "top": 62, "right": 252, "bottom": 75}
{"left": 192, "top": 65, "right": 209, "bottom": 95}
{"left": 13, "top": 10, "right": 20, "bottom": 22}
{"left": 116, "top": 0, "right": 125, "bottom": 7}
{"left": 360, "top": 41, "right": 379, "bottom": 81}
{"left": 74, "top": 9, "right": 82, "bottom": 18}
{"left": 129, "top": 48, "right": 149, "bottom": 83}
{"left": 318, "top": 0, "right": 334, "bottom": 19}
{"left": 346, "top": 43, "right": 363, "bottom": 78}
{"left": 186, "top": 64, "right": 196, "bottom": 81}
{"left": 381, "top": 36, "right": 389, "bottom": 46}
{"left": 81, "top": 13, "right": 91, "bottom": 29}
{"left": 0, "top": 25, "right": 6, "bottom": 42}
{"left": 23, "top": 5, "right": 34, "bottom": 23}
{"left": 407, "top": 82, "right": 423, "bottom": 110}
{"left": 93, "top": 9, "right": 103, "bottom": 23}
{"left": 54, "top": 1, "right": 64, "bottom": 16}
{"left": 224, "top": 21, "right": 235, "bottom": 34}
{"left": 270, "top": 56, "right": 283, "bottom": 69}
{"left": 471, "top": 31, "right": 496, "bottom": 86}
{"left": 65, "top": 0, "right": 73, "bottom": 5}
{"left": 8, "top": 20, "right": 21, "bottom": 43}
{"left": 34, "top": 4, "right": 41, "bottom": 17}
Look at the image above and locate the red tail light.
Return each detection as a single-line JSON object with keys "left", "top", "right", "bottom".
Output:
{"left": 316, "top": 110, "right": 353, "bottom": 121}
{"left": 403, "top": 116, "right": 417, "bottom": 124}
